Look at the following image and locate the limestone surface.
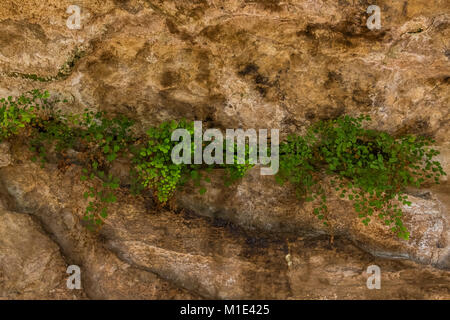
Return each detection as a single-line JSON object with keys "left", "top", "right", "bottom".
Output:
{"left": 0, "top": 0, "right": 449, "bottom": 299}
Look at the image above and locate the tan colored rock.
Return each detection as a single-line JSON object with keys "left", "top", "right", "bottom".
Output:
{"left": 0, "top": 208, "right": 84, "bottom": 299}
{"left": 435, "top": 145, "right": 450, "bottom": 183}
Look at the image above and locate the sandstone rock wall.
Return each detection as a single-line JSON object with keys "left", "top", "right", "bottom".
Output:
{"left": 0, "top": 154, "right": 449, "bottom": 299}
{"left": 0, "top": 1, "right": 448, "bottom": 139}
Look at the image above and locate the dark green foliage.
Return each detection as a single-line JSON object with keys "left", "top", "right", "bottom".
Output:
{"left": 2, "top": 90, "right": 133, "bottom": 229}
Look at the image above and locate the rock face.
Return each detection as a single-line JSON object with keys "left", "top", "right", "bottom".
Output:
{"left": 176, "top": 167, "right": 450, "bottom": 269}
{"left": 0, "top": 158, "right": 198, "bottom": 300}
{"left": 0, "top": 156, "right": 449, "bottom": 299}
{"left": 0, "top": 208, "right": 84, "bottom": 299}
{"left": 0, "top": 1, "right": 448, "bottom": 140}
{"left": 0, "top": 0, "right": 449, "bottom": 299}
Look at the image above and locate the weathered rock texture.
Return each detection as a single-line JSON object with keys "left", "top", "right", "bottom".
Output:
{"left": 0, "top": 151, "right": 449, "bottom": 299}
{"left": 176, "top": 167, "right": 450, "bottom": 270}
{"left": 0, "top": 208, "right": 84, "bottom": 299}
{"left": 0, "top": 143, "right": 11, "bottom": 168}
{"left": 0, "top": 0, "right": 449, "bottom": 299}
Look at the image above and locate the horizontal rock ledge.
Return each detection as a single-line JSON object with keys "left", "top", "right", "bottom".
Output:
{"left": 175, "top": 166, "right": 450, "bottom": 270}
